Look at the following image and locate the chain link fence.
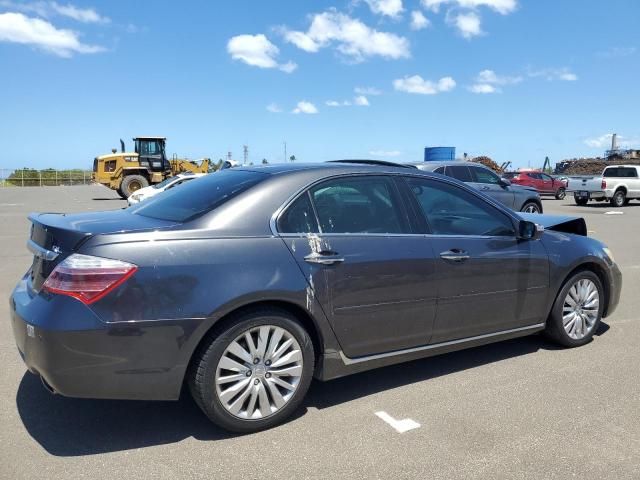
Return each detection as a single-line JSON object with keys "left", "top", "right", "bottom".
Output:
{"left": 0, "top": 168, "right": 94, "bottom": 187}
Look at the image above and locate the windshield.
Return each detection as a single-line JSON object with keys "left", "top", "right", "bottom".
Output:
{"left": 153, "top": 176, "right": 179, "bottom": 189}
{"left": 130, "top": 170, "right": 268, "bottom": 222}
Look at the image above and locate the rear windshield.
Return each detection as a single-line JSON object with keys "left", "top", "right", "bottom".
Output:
{"left": 130, "top": 170, "right": 267, "bottom": 222}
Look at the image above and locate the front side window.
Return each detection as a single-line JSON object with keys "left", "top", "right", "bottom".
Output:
{"left": 445, "top": 165, "right": 473, "bottom": 182}
{"left": 470, "top": 166, "right": 501, "bottom": 184}
{"left": 309, "top": 176, "right": 407, "bottom": 234}
{"left": 405, "top": 177, "right": 515, "bottom": 237}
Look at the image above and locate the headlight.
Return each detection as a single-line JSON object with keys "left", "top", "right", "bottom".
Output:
{"left": 602, "top": 247, "right": 615, "bottom": 264}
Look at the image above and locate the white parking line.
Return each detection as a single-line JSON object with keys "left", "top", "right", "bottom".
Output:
{"left": 604, "top": 211, "right": 624, "bottom": 215}
{"left": 374, "top": 411, "right": 421, "bottom": 433}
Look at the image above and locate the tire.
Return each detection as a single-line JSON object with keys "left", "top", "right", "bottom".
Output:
{"left": 574, "top": 195, "right": 588, "bottom": 206}
{"left": 545, "top": 270, "right": 604, "bottom": 348}
{"left": 189, "top": 308, "right": 315, "bottom": 433}
{"left": 116, "top": 187, "right": 127, "bottom": 200}
{"left": 521, "top": 201, "right": 541, "bottom": 214}
{"left": 555, "top": 188, "right": 566, "bottom": 200}
{"left": 610, "top": 190, "right": 626, "bottom": 208}
{"left": 120, "top": 175, "right": 149, "bottom": 198}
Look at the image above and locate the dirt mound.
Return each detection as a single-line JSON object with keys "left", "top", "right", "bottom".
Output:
{"left": 471, "top": 156, "right": 503, "bottom": 173}
{"left": 556, "top": 158, "right": 640, "bottom": 175}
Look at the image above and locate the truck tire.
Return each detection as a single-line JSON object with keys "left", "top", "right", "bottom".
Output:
{"left": 574, "top": 195, "right": 588, "bottom": 206}
{"left": 120, "top": 175, "right": 149, "bottom": 198}
{"left": 116, "top": 187, "right": 127, "bottom": 200}
{"left": 610, "top": 190, "right": 626, "bottom": 208}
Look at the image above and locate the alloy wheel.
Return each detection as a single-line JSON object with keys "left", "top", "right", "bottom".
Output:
{"left": 215, "top": 325, "right": 303, "bottom": 420}
{"left": 523, "top": 203, "right": 540, "bottom": 213}
{"left": 562, "top": 279, "right": 600, "bottom": 340}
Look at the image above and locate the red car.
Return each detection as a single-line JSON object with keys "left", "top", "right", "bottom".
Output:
{"left": 503, "top": 170, "right": 567, "bottom": 199}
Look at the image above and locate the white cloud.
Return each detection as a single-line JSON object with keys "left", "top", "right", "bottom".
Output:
{"left": 354, "top": 95, "right": 370, "bottom": 106}
{"left": 227, "top": 34, "right": 297, "bottom": 73}
{"left": 422, "top": 0, "right": 517, "bottom": 15}
{"left": 50, "top": 2, "right": 109, "bottom": 23}
{"left": 326, "top": 100, "right": 342, "bottom": 107}
{"left": 469, "top": 83, "right": 497, "bottom": 93}
{"left": 0, "top": 12, "right": 105, "bottom": 57}
{"left": 292, "top": 101, "right": 318, "bottom": 114}
{"left": 584, "top": 133, "right": 638, "bottom": 149}
{"left": 266, "top": 103, "right": 283, "bottom": 113}
{"left": 282, "top": 9, "right": 410, "bottom": 62}
{"left": 597, "top": 47, "right": 636, "bottom": 58}
{"left": 355, "top": 86, "right": 382, "bottom": 95}
{"left": 452, "top": 12, "right": 482, "bottom": 38}
{"left": 369, "top": 150, "right": 402, "bottom": 157}
{"left": 410, "top": 10, "right": 430, "bottom": 30}
{"left": 527, "top": 67, "right": 578, "bottom": 81}
{"left": 364, "top": 0, "right": 404, "bottom": 18}
{"left": 326, "top": 95, "right": 369, "bottom": 106}
{"left": 0, "top": 1, "right": 110, "bottom": 23}
{"left": 393, "top": 74, "right": 456, "bottom": 94}
{"left": 477, "top": 69, "right": 522, "bottom": 85}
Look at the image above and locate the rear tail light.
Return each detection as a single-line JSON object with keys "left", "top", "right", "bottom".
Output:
{"left": 43, "top": 254, "right": 137, "bottom": 304}
{"left": 601, "top": 180, "right": 607, "bottom": 189}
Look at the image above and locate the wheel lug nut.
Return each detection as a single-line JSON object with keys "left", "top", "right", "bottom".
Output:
{"left": 265, "top": 360, "right": 271, "bottom": 366}
{"left": 246, "top": 370, "right": 252, "bottom": 377}
{"left": 265, "top": 372, "right": 271, "bottom": 378}
{"left": 254, "top": 379, "right": 259, "bottom": 385}
{"left": 253, "top": 358, "right": 260, "bottom": 364}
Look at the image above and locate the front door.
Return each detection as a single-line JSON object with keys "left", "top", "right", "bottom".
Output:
{"left": 402, "top": 176, "right": 550, "bottom": 344}
{"left": 276, "top": 175, "right": 438, "bottom": 358}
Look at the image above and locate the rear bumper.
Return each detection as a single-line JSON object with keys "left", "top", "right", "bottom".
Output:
{"left": 10, "top": 274, "right": 202, "bottom": 401}
{"left": 570, "top": 190, "right": 606, "bottom": 200}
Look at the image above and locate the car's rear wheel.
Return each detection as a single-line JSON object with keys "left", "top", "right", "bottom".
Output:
{"left": 521, "top": 201, "right": 541, "bottom": 213}
{"left": 610, "top": 190, "right": 626, "bottom": 208}
{"left": 545, "top": 270, "right": 603, "bottom": 347}
{"left": 555, "top": 188, "right": 566, "bottom": 200}
{"left": 189, "top": 308, "right": 314, "bottom": 433}
{"left": 574, "top": 195, "right": 588, "bottom": 206}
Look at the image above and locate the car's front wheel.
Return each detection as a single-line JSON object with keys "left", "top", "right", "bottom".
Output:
{"left": 189, "top": 308, "right": 315, "bottom": 433}
{"left": 521, "top": 201, "right": 541, "bottom": 213}
{"left": 545, "top": 270, "right": 603, "bottom": 347}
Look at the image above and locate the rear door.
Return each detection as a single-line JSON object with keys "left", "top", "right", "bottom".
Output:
{"left": 401, "top": 176, "right": 549, "bottom": 343}
{"left": 276, "top": 175, "right": 438, "bottom": 358}
{"left": 540, "top": 173, "right": 555, "bottom": 194}
{"left": 468, "top": 165, "right": 516, "bottom": 209}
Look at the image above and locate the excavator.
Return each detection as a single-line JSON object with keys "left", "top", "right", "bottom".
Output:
{"left": 92, "top": 137, "right": 212, "bottom": 198}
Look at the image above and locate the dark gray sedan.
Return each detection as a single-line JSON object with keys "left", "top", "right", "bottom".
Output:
{"left": 411, "top": 161, "right": 543, "bottom": 213}
{"left": 10, "top": 162, "right": 621, "bottom": 432}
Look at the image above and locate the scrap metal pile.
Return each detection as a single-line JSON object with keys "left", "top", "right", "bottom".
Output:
{"left": 471, "top": 156, "right": 504, "bottom": 174}
{"left": 555, "top": 157, "right": 640, "bottom": 175}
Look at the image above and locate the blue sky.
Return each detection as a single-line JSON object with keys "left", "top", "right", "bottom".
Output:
{"left": 0, "top": 0, "right": 638, "bottom": 169}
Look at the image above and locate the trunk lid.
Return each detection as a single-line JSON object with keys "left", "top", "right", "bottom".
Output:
{"left": 28, "top": 210, "right": 177, "bottom": 291}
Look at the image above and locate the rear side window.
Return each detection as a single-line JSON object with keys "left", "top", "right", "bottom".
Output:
{"left": 309, "top": 176, "right": 407, "bottom": 234}
{"left": 405, "top": 177, "right": 515, "bottom": 237}
{"left": 278, "top": 193, "right": 319, "bottom": 233}
{"left": 470, "top": 166, "right": 501, "bottom": 184}
{"left": 131, "top": 170, "right": 266, "bottom": 222}
{"left": 445, "top": 165, "right": 473, "bottom": 182}
{"left": 604, "top": 167, "right": 638, "bottom": 178}
{"left": 433, "top": 167, "right": 445, "bottom": 174}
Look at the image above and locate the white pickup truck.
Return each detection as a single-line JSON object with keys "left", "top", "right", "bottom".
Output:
{"left": 566, "top": 165, "right": 640, "bottom": 207}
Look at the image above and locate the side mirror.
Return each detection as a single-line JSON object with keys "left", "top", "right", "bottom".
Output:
{"left": 518, "top": 220, "right": 544, "bottom": 240}
{"left": 499, "top": 178, "right": 511, "bottom": 188}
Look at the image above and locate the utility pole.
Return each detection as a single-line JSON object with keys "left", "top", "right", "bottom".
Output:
{"left": 227, "top": 151, "right": 232, "bottom": 161}
{"left": 243, "top": 145, "right": 248, "bottom": 165}
{"left": 284, "top": 141, "right": 287, "bottom": 163}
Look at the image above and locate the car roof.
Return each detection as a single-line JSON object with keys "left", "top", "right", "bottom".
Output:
{"left": 406, "top": 160, "right": 489, "bottom": 171}
{"left": 237, "top": 161, "right": 433, "bottom": 178}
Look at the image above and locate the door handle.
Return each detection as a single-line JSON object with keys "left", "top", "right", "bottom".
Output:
{"left": 304, "top": 252, "right": 345, "bottom": 265}
{"left": 440, "top": 250, "right": 470, "bottom": 262}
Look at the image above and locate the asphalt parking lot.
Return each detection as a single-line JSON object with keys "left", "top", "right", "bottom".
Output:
{"left": 1, "top": 185, "right": 639, "bottom": 480}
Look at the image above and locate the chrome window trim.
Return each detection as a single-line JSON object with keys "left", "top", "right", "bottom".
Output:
{"left": 269, "top": 171, "right": 524, "bottom": 237}
{"left": 339, "top": 323, "right": 546, "bottom": 365}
